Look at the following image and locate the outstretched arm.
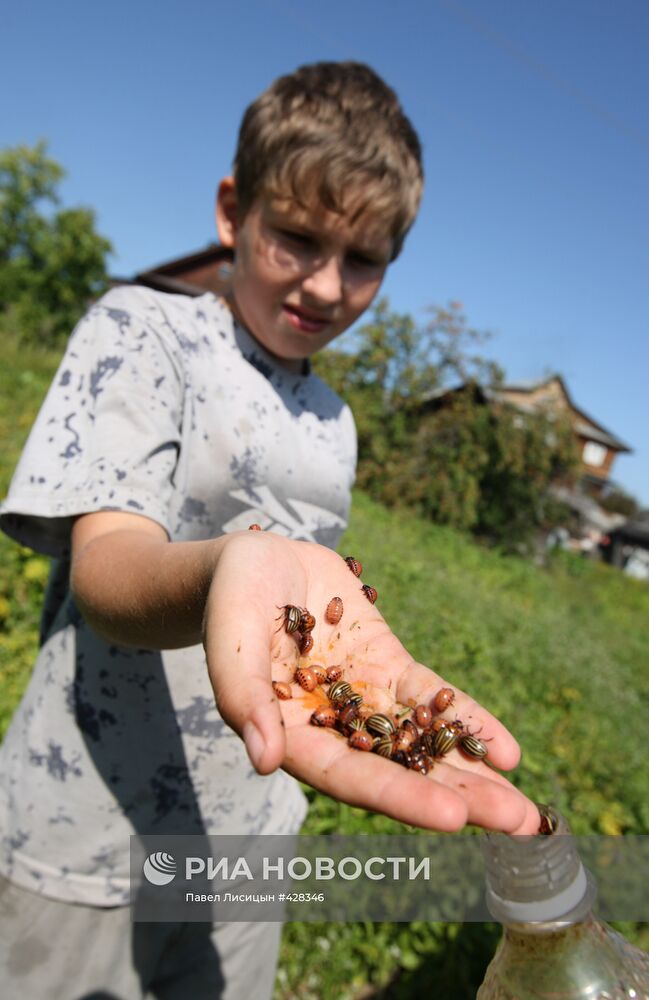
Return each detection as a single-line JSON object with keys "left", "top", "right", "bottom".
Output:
{"left": 71, "top": 512, "right": 540, "bottom": 835}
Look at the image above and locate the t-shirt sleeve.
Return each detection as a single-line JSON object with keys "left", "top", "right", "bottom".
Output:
{"left": 0, "top": 286, "right": 185, "bottom": 557}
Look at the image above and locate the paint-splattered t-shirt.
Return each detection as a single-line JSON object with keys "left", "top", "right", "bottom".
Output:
{"left": 0, "top": 285, "right": 356, "bottom": 905}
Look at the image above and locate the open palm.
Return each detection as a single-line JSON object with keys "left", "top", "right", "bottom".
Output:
{"left": 203, "top": 530, "right": 540, "bottom": 834}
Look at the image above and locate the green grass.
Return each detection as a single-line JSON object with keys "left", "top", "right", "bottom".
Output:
{"left": 341, "top": 493, "right": 649, "bottom": 837}
{"left": 1, "top": 334, "right": 648, "bottom": 998}
{"left": 0, "top": 337, "right": 61, "bottom": 734}
{"left": 275, "top": 495, "right": 649, "bottom": 999}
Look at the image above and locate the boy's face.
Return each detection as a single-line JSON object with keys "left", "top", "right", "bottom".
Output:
{"left": 216, "top": 179, "right": 393, "bottom": 372}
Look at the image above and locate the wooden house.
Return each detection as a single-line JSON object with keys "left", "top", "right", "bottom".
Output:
{"left": 492, "top": 375, "right": 631, "bottom": 493}
{"left": 123, "top": 244, "right": 234, "bottom": 298}
{"left": 423, "top": 375, "right": 631, "bottom": 494}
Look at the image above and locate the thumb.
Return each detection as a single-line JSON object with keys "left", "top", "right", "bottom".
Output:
{"left": 203, "top": 600, "right": 287, "bottom": 775}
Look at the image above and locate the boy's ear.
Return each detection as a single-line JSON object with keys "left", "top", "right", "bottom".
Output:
{"left": 215, "top": 177, "right": 238, "bottom": 248}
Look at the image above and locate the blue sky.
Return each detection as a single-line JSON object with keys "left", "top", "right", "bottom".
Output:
{"left": 2, "top": 0, "right": 648, "bottom": 504}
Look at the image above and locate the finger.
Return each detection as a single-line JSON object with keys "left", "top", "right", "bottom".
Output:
{"left": 394, "top": 660, "right": 522, "bottom": 770}
{"left": 204, "top": 532, "right": 306, "bottom": 774}
{"left": 506, "top": 796, "right": 542, "bottom": 835}
{"left": 283, "top": 724, "right": 469, "bottom": 832}
{"left": 206, "top": 624, "right": 287, "bottom": 774}
{"left": 437, "top": 761, "right": 539, "bottom": 833}
{"left": 205, "top": 646, "right": 286, "bottom": 774}
{"left": 330, "top": 631, "right": 522, "bottom": 772}
{"left": 285, "top": 710, "right": 539, "bottom": 833}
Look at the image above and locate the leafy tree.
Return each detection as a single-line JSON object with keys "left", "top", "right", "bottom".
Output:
{"left": 599, "top": 487, "right": 640, "bottom": 520}
{"left": 314, "top": 299, "right": 578, "bottom": 550}
{"left": 316, "top": 297, "right": 500, "bottom": 401}
{"left": 0, "top": 141, "right": 112, "bottom": 344}
{"left": 315, "top": 298, "right": 500, "bottom": 494}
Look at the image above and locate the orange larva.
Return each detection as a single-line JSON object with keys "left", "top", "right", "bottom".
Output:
{"left": 361, "top": 584, "right": 378, "bottom": 604}
{"left": 310, "top": 664, "right": 328, "bottom": 684}
{"left": 299, "top": 609, "right": 316, "bottom": 634}
{"left": 311, "top": 706, "right": 337, "bottom": 728}
{"left": 325, "top": 596, "right": 344, "bottom": 625}
{"left": 433, "top": 687, "right": 456, "bottom": 713}
{"left": 299, "top": 633, "right": 314, "bottom": 656}
{"left": 248, "top": 523, "right": 262, "bottom": 531}
{"left": 409, "top": 754, "right": 432, "bottom": 775}
{"left": 414, "top": 704, "right": 433, "bottom": 728}
{"left": 344, "top": 556, "right": 363, "bottom": 577}
{"left": 295, "top": 666, "right": 318, "bottom": 692}
{"left": 348, "top": 730, "right": 374, "bottom": 752}
{"left": 272, "top": 681, "right": 292, "bottom": 700}
{"left": 392, "top": 727, "right": 416, "bottom": 754}
{"left": 326, "top": 664, "right": 343, "bottom": 683}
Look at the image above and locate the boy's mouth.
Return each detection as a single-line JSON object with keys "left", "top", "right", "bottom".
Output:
{"left": 282, "top": 303, "right": 331, "bottom": 333}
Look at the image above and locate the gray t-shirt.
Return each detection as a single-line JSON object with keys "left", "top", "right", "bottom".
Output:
{"left": 0, "top": 285, "right": 356, "bottom": 905}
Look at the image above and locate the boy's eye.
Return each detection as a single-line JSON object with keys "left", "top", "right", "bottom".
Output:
{"left": 348, "top": 251, "right": 383, "bottom": 268}
{"left": 277, "top": 228, "right": 313, "bottom": 247}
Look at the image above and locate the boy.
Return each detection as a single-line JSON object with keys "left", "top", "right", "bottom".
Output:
{"left": 0, "top": 62, "right": 539, "bottom": 997}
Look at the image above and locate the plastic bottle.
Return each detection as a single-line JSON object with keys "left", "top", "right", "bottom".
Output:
{"left": 477, "top": 805, "right": 649, "bottom": 999}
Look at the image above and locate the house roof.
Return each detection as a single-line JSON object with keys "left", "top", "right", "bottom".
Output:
{"left": 551, "top": 484, "right": 625, "bottom": 532}
{"left": 494, "top": 375, "right": 632, "bottom": 453}
{"left": 136, "top": 244, "right": 233, "bottom": 279}
{"left": 418, "top": 375, "right": 631, "bottom": 454}
{"left": 123, "top": 244, "right": 234, "bottom": 298}
{"left": 419, "top": 381, "right": 485, "bottom": 405}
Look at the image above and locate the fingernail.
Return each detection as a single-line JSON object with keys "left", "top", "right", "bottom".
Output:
{"left": 243, "top": 720, "right": 265, "bottom": 771}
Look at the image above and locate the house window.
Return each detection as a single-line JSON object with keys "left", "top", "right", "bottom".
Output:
{"left": 583, "top": 441, "right": 607, "bottom": 467}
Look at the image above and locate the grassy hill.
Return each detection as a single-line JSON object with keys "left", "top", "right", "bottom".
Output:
{"left": 284, "top": 496, "right": 649, "bottom": 998}
{"left": 1, "top": 335, "right": 648, "bottom": 997}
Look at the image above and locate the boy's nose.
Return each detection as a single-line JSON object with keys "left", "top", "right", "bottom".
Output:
{"left": 301, "top": 255, "right": 344, "bottom": 306}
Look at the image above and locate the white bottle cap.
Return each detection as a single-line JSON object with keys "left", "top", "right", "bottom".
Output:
{"left": 481, "top": 805, "right": 593, "bottom": 924}
{"left": 485, "top": 862, "right": 589, "bottom": 923}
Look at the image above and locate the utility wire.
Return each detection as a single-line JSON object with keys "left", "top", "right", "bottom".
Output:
{"left": 437, "top": 0, "right": 649, "bottom": 148}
